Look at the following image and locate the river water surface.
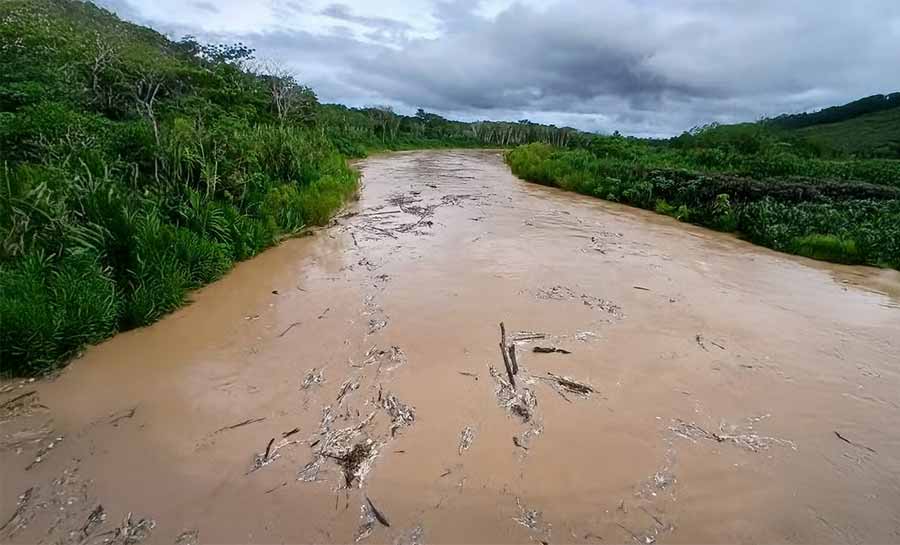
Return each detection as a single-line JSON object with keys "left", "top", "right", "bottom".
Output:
{"left": 2, "top": 150, "right": 899, "bottom": 544}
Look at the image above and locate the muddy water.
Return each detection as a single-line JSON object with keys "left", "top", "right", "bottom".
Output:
{"left": 3, "top": 150, "right": 900, "bottom": 544}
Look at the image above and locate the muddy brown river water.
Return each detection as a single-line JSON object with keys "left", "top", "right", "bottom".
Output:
{"left": 2, "top": 150, "right": 900, "bottom": 544}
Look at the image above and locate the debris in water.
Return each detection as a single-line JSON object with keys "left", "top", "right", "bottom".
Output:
{"left": 381, "top": 391, "right": 416, "bottom": 436}
{"left": 489, "top": 365, "right": 538, "bottom": 421}
{"left": 361, "top": 345, "right": 407, "bottom": 372}
{"left": 368, "top": 319, "right": 388, "bottom": 334}
{"left": 513, "top": 426, "right": 543, "bottom": 451}
{"left": 25, "top": 435, "right": 63, "bottom": 471}
{"left": 458, "top": 426, "right": 476, "bottom": 455}
{"left": 250, "top": 437, "right": 302, "bottom": 473}
{"left": 0, "top": 390, "right": 39, "bottom": 420}
{"left": 458, "top": 371, "right": 478, "bottom": 380}
{"left": 510, "top": 388, "right": 538, "bottom": 423}
{"left": 298, "top": 456, "right": 325, "bottom": 482}
{"left": 543, "top": 372, "right": 595, "bottom": 397}
{"left": 301, "top": 367, "right": 325, "bottom": 389}
{"left": 366, "top": 496, "right": 391, "bottom": 527}
{"left": 355, "top": 501, "right": 377, "bottom": 542}
{"left": 834, "top": 431, "right": 876, "bottom": 454}
{"left": 633, "top": 285, "right": 651, "bottom": 291}
{"left": 499, "top": 322, "right": 517, "bottom": 387}
{"left": 331, "top": 440, "right": 378, "bottom": 488}
{"left": 213, "top": 417, "right": 265, "bottom": 434}
{"left": 278, "top": 321, "right": 302, "bottom": 338}
{"left": 336, "top": 379, "right": 360, "bottom": 405}
{"left": 513, "top": 436, "right": 528, "bottom": 450}
{"left": 532, "top": 347, "right": 571, "bottom": 354}
{"left": 669, "top": 418, "right": 796, "bottom": 452}
{"left": 695, "top": 334, "right": 708, "bottom": 351}
{"left": 0, "top": 487, "right": 34, "bottom": 538}
{"left": 106, "top": 512, "right": 156, "bottom": 544}
{"left": 174, "top": 529, "right": 200, "bottom": 545}
{"left": 512, "top": 331, "right": 547, "bottom": 342}
{"left": 513, "top": 497, "right": 551, "bottom": 539}
{"left": 80, "top": 504, "right": 106, "bottom": 539}
{"left": 513, "top": 498, "right": 544, "bottom": 530}
{"left": 534, "top": 285, "right": 622, "bottom": 317}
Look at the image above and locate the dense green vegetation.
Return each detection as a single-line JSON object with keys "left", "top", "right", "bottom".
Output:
{"left": 0, "top": 0, "right": 351, "bottom": 376}
{"left": 0, "top": 0, "right": 576, "bottom": 376}
{"left": 795, "top": 108, "right": 900, "bottom": 158}
{"left": 765, "top": 93, "right": 900, "bottom": 159}
{"left": 507, "top": 125, "right": 900, "bottom": 270}
{"left": 769, "top": 93, "right": 900, "bottom": 130}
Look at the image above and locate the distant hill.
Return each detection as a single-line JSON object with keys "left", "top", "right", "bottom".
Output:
{"left": 769, "top": 93, "right": 900, "bottom": 130}
{"left": 794, "top": 107, "right": 900, "bottom": 158}
{"left": 762, "top": 93, "right": 900, "bottom": 158}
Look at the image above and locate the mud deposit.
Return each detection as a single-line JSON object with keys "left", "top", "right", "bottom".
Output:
{"left": 2, "top": 150, "right": 899, "bottom": 544}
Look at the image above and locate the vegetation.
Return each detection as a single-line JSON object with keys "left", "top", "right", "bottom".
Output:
{"left": 763, "top": 93, "right": 900, "bottom": 159}
{"left": 0, "top": 0, "right": 360, "bottom": 375}
{"left": 768, "top": 92, "right": 900, "bottom": 130}
{"left": 0, "top": 0, "right": 577, "bottom": 376}
{"left": 795, "top": 108, "right": 900, "bottom": 158}
{"left": 507, "top": 125, "right": 900, "bottom": 270}
{"left": 321, "top": 104, "right": 578, "bottom": 157}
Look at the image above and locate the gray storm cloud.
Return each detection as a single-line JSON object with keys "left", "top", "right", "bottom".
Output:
{"left": 96, "top": 0, "right": 900, "bottom": 137}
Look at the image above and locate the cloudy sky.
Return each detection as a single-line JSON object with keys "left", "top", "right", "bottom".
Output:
{"left": 97, "top": 0, "right": 900, "bottom": 137}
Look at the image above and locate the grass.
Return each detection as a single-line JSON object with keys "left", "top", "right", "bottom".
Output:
{"left": 790, "top": 234, "right": 860, "bottom": 264}
{"left": 797, "top": 108, "right": 900, "bottom": 158}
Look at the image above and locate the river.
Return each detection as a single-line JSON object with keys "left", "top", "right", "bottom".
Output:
{"left": 2, "top": 150, "right": 899, "bottom": 544}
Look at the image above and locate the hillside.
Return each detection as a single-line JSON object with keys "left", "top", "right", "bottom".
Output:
{"left": 769, "top": 92, "right": 900, "bottom": 130}
{"left": 763, "top": 92, "right": 900, "bottom": 158}
{"left": 796, "top": 107, "right": 900, "bottom": 158}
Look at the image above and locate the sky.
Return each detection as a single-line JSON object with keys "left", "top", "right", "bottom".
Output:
{"left": 96, "top": 0, "right": 900, "bottom": 138}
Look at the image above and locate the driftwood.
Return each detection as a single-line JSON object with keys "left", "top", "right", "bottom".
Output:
{"left": 0, "top": 390, "right": 37, "bottom": 410}
{"left": 533, "top": 347, "right": 571, "bottom": 354}
{"left": 834, "top": 431, "right": 876, "bottom": 453}
{"left": 499, "top": 322, "right": 516, "bottom": 387}
{"left": 278, "top": 322, "right": 302, "bottom": 338}
{"left": 214, "top": 417, "right": 265, "bottom": 434}
{"left": 508, "top": 343, "right": 519, "bottom": 375}
{"left": 545, "top": 372, "right": 595, "bottom": 397}
{"left": 365, "top": 497, "right": 391, "bottom": 527}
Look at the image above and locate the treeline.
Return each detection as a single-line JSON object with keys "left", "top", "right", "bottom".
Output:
{"left": 507, "top": 126, "right": 900, "bottom": 270}
{"left": 0, "top": 0, "right": 579, "bottom": 376}
{"left": 321, "top": 104, "right": 577, "bottom": 157}
{"left": 767, "top": 93, "right": 900, "bottom": 130}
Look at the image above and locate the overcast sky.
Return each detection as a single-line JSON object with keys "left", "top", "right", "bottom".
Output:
{"left": 97, "top": 0, "right": 900, "bottom": 137}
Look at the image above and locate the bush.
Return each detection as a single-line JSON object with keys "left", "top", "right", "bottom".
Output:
{"left": 1, "top": 252, "right": 118, "bottom": 375}
{"left": 790, "top": 234, "right": 860, "bottom": 264}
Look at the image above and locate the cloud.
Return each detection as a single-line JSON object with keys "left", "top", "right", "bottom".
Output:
{"left": 94, "top": 0, "right": 900, "bottom": 137}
